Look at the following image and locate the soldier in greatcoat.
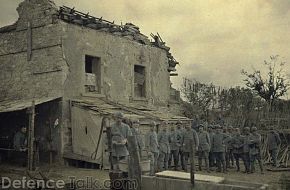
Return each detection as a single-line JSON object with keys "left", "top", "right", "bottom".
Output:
{"left": 197, "top": 125, "right": 210, "bottom": 172}
{"left": 145, "top": 121, "right": 159, "bottom": 175}
{"left": 157, "top": 121, "right": 171, "bottom": 171}
{"left": 111, "top": 112, "right": 132, "bottom": 170}
{"left": 181, "top": 125, "right": 199, "bottom": 172}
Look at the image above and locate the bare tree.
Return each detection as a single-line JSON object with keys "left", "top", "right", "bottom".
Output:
{"left": 181, "top": 78, "right": 215, "bottom": 117}
{"left": 241, "top": 55, "right": 289, "bottom": 111}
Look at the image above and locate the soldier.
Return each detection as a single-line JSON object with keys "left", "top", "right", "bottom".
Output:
{"left": 197, "top": 125, "right": 210, "bottom": 172}
{"left": 176, "top": 121, "right": 184, "bottom": 169}
{"left": 131, "top": 119, "right": 144, "bottom": 158}
{"left": 157, "top": 121, "right": 170, "bottom": 171}
{"left": 224, "top": 126, "right": 234, "bottom": 169}
{"left": 168, "top": 126, "right": 179, "bottom": 170}
{"left": 208, "top": 125, "right": 216, "bottom": 168}
{"left": 267, "top": 126, "right": 281, "bottom": 167}
{"left": 111, "top": 112, "right": 132, "bottom": 170}
{"left": 13, "top": 126, "right": 28, "bottom": 166}
{"left": 211, "top": 125, "right": 227, "bottom": 173}
{"left": 249, "top": 127, "right": 264, "bottom": 174}
{"left": 13, "top": 126, "right": 28, "bottom": 152}
{"left": 145, "top": 121, "right": 159, "bottom": 176}
{"left": 232, "top": 128, "right": 244, "bottom": 172}
{"left": 243, "top": 127, "right": 251, "bottom": 173}
{"left": 181, "top": 125, "right": 199, "bottom": 172}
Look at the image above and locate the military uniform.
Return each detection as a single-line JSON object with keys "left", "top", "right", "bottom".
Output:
{"left": 13, "top": 130, "right": 28, "bottom": 166}
{"left": 249, "top": 131, "right": 264, "bottom": 173}
{"left": 243, "top": 133, "right": 251, "bottom": 173}
{"left": 208, "top": 128, "right": 216, "bottom": 167}
{"left": 232, "top": 133, "right": 244, "bottom": 171}
{"left": 157, "top": 130, "right": 170, "bottom": 171}
{"left": 13, "top": 131, "right": 27, "bottom": 151}
{"left": 176, "top": 127, "right": 184, "bottom": 168}
{"left": 197, "top": 130, "right": 210, "bottom": 172}
{"left": 181, "top": 128, "right": 199, "bottom": 172}
{"left": 131, "top": 127, "right": 144, "bottom": 158}
{"left": 145, "top": 130, "right": 159, "bottom": 175}
{"left": 267, "top": 130, "right": 281, "bottom": 167}
{"left": 224, "top": 132, "right": 234, "bottom": 169}
{"left": 111, "top": 122, "right": 132, "bottom": 167}
{"left": 211, "top": 130, "right": 227, "bottom": 172}
{"left": 168, "top": 129, "right": 180, "bottom": 170}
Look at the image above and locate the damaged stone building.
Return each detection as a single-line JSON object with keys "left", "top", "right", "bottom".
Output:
{"left": 0, "top": 0, "right": 188, "bottom": 168}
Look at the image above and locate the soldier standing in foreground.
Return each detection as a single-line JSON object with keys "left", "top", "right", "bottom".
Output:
{"left": 168, "top": 126, "right": 179, "bottom": 170}
{"left": 232, "top": 128, "right": 244, "bottom": 172}
{"left": 157, "top": 121, "right": 171, "bottom": 171}
{"left": 176, "top": 121, "right": 184, "bottom": 169}
{"left": 208, "top": 125, "right": 216, "bottom": 169}
{"left": 110, "top": 112, "right": 132, "bottom": 170}
{"left": 181, "top": 125, "right": 199, "bottom": 172}
{"left": 131, "top": 119, "right": 144, "bottom": 159}
{"left": 145, "top": 121, "right": 159, "bottom": 176}
{"left": 197, "top": 125, "right": 211, "bottom": 172}
{"left": 243, "top": 127, "right": 251, "bottom": 173}
{"left": 212, "top": 125, "right": 227, "bottom": 173}
{"left": 267, "top": 126, "right": 281, "bottom": 167}
{"left": 249, "top": 127, "right": 264, "bottom": 174}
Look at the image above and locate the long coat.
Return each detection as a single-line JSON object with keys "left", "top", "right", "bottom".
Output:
{"left": 169, "top": 130, "right": 180, "bottom": 151}
{"left": 249, "top": 132, "right": 261, "bottom": 155}
{"left": 111, "top": 122, "right": 132, "bottom": 157}
{"left": 211, "top": 132, "right": 227, "bottom": 153}
{"left": 181, "top": 129, "right": 199, "bottom": 153}
{"left": 158, "top": 130, "right": 170, "bottom": 154}
{"left": 267, "top": 131, "right": 281, "bottom": 151}
{"left": 198, "top": 131, "right": 210, "bottom": 151}
{"left": 145, "top": 131, "right": 159, "bottom": 153}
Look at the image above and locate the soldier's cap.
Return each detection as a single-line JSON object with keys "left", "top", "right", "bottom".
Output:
{"left": 215, "top": 125, "right": 221, "bottom": 129}
{"left": 251, "top": 127, "right": 257, "bottom": 131}
{"left": 244, "top": 127, "right": 250, "bottom": 131}
{"left": 176, "top": 120, "right": 182, "bottom": 125}
{"left": 198, "top": 124, "right": 204, "bottom": 128}
{"left": 114, "top": 112, "right": 124, "bottom": 119}
{"left": 161, "top": 121, "right": 168, "bottom": 125}
{"left": 228, "top": 126, "right": 233, "bottom": 129}
{"left": 132, "top": 119, "right": 140, "bottom": 124}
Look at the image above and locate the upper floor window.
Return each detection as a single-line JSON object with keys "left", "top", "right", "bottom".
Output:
{"left": 85, "top": 55, "right": 101, "bottom": 93}
{"left": 134, "top": 65, "right": 146, "bottom": 98}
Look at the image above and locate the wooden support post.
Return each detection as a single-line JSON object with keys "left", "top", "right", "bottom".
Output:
{"left": 127, "top": 135, "right": 141, "bottom": 190}
{"left": 27, "top": 21, "right": 32, "bottom": 61}
{"left": 190, "top": 138, "right": 195, "bottom": 187}
{"left": 27, "top": 101, "right": 35, "bottom": 171}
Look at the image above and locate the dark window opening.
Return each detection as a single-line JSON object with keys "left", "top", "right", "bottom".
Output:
{"left": 134, "top": 65, "right": 146, "bottom": 98}
{"left": 85, "top": 55, "right": 101, "bottom": 93}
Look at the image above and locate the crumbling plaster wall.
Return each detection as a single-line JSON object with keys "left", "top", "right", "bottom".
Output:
{"left": 61, "top": 22, "right": 171, "bottom": 106}
{"left": 0, "top": 0, "right": 70, "bottom": 162}
{"left": 0, "top": 0, "right": 68, "bottom": 102}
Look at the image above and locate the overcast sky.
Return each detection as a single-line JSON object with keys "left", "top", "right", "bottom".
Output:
{"left": 1, "top": 0, "right": 290, "bottom": 90}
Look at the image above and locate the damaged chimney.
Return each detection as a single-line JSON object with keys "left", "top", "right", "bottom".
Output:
{"left": 16, "top": 0, "right": 58, "bottom": 31}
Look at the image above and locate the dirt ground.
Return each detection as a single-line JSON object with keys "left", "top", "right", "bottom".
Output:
{"left": 0, "top": 164, "right": 289, "bottom": 190}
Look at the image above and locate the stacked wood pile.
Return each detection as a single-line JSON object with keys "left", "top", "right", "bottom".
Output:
{"left": 260, "top": 131, "right": 290, "bottom": 168}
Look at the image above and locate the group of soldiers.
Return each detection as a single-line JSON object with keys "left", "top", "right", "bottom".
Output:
{"left": 110, "top": 112, "right": 282, "bottom": 176}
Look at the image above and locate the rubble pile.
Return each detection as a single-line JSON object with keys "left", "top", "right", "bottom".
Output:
{"left": 58, "top": 6, "right": 179, "bottom": 74}
{"left": 58, "top": 6, "right": 150, "bottom": 45}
